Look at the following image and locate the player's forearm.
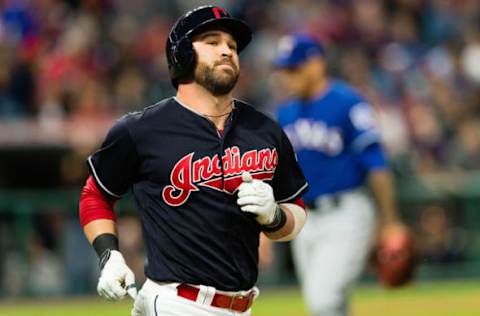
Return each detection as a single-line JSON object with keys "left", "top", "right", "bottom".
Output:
{"left": 84, "top": 219, "right": 117, "bottom": 244}
{"left": 367, "top": 169, "right": 399, "bottom": 224}
{"left": 263, "top": 203, "right": 306, "bottom": 242}
{"left": 79, "top": 176, "right": 120, "bottom": 255}
{"left": 84, "top": 219, "right": 120, "bottom": 258}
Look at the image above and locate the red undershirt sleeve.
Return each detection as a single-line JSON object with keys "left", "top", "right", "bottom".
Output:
{"left": 79, "top": 176, "right": 118, "bottom": 227}
{"left": 293, "top": 198, "right": 306, "bottom": 211}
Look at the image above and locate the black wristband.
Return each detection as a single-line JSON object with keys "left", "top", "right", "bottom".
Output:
{"left": 92, "top": 233, "right": 119, "bottom": 257}
{"left": 261, "top": 206, "right": 287, "bottom": 232}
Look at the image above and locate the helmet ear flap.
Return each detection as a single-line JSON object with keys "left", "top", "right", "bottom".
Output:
{"left": 173, "top": 37, "right": 196, "bottom": 78}
{"left": 167, "top": 33, "right": 196, "bottom": 86}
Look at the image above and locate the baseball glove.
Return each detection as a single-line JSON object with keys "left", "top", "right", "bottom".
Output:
{"left": 371, "top": 225, "right": 417, "bottom": 288}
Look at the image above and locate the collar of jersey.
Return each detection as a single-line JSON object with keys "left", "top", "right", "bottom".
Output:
{"left": 173, "top": 96, "right": 238, "bottom": 120}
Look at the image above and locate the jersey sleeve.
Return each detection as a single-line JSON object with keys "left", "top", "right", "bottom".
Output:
{"left": 271, "top": 129, "right": 308, "bottom": 203}
{"left": 87, "top": 115, "right": 139, "bottom": 198}
{"left": 347, "top": 101, "right": 381, "bottom": 153}
{"left": 358, "top": 142, "right": 387, "bottom": 171}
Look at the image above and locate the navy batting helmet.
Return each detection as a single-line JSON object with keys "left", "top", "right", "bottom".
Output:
{"left": 166, "top": 5, "right": 252, "bottom": 88}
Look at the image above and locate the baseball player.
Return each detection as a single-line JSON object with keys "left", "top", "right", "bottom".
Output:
{"left": 272, "top": 34, "right": 405, "bottom": 316}
{"left": 78, "top": 6, "right": 308, "bottom": 316}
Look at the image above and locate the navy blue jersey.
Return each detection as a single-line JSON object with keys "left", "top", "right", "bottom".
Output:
{"left": 276, "top": 80, "right": 386, "bottom": 203}
{"left": 88, "top": 97, "right": 307, "bottom": 291}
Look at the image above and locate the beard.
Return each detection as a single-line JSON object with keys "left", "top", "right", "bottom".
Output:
{"left": 194, "top": 60, "right": 239, "bottom": 96}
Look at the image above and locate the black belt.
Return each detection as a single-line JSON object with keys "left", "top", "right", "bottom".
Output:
{"left": 305, "top": 194, "right": 341, "bottom": 211}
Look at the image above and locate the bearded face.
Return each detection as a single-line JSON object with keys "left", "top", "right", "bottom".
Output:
{"left": 194, "top": 58, "right": 239, "bottom": 95}
{"left": 191, "top": 30, "right": 240, "bottom": 95}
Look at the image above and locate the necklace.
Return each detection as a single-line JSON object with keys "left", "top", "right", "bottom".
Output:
{"left": 202, "top": 111, "right": 232, "bottom": 118}
{"left": 201, "top": 101, "right": 234, "bottom": 118}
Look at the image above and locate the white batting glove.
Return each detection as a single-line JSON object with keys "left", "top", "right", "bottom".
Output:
{"left": 131, "top": 290, "right": 144, "bottom": 316}
{"left": 97, "top": 250, "right": 137, "bottom": 301}
{"left": 237, "top": 172, "right": 278, "bottom": 225}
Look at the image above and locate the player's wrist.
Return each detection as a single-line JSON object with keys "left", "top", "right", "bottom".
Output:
{"left": 93, "top": 233, "right": 120, "bottom": 269}
{"left": 93, "top": 233, "right": 119, "bottom": 256}
{"left": 261, "top": 206, "right": 286, "bottom": 232}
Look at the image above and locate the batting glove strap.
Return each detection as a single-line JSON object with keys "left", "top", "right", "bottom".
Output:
{"left": 261, "top": 206, "right": 287, "bottom": 232}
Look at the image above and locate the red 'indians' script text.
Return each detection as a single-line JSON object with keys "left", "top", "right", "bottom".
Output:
{"left": 162, "top": 146, "right": 278, "bottom": 206}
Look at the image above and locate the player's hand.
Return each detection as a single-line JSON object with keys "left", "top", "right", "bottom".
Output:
{"left": 97, "top": 250, "right": 137, "bottom": 301}
{"left": 131, "top": 289, "right": 144, "bottom": 316}
{"left": 237, "top": 172, "right": 278, "bottom": 225}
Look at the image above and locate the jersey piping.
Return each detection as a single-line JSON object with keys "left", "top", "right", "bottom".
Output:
{"left": 87, "top": 155, "right": 123, "bottom": 198}
{"left": 277, "top": 182, "right": 309, "bottom": 203}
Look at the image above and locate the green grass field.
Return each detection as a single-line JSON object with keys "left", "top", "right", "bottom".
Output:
{"left": 0, "top": 280, "right": 479, "bottom": 316}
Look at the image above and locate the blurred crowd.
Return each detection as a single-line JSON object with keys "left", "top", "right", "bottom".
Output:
{"left": 0, "top": 0, "right": 479, "bottom": 174}
{"left": 0, "top": 0, "right": 479, "bottom": 297}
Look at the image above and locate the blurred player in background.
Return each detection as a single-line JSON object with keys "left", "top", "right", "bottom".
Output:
{"left": 79, "top": 6, "right": 308, "bottom": 316}
{"left": 271, "top": 33, "right": 406, "bottom": 316}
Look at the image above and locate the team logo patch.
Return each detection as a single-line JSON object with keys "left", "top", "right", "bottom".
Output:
{"left": 162, "top": 146, "right": 278, "bottom": 206}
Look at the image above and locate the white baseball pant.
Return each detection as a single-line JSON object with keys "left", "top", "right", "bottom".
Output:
{"left": 131, "top": 279, "right": 259, "bottom": 316}
{"left": 292, "top": 188, "right": 376, "bottom": 316}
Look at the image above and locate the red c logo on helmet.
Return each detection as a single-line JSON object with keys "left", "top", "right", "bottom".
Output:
{"left": 212, "top": 7, "right": 226, "bottom": 19}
